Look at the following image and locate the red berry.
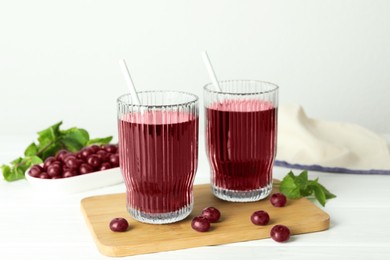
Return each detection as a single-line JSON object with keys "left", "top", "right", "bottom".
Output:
{"left": 201, "top": 207, "right": 221, "bottom": 223}
{"left": 79, "top": 163, "right": 94, "bottom": 174}
{"left": 96, "top": 150, "right": 110, "bottom": 162}
{"left": 191, "top": 216, "right": 210, "bottom": 232}
{"left": 63, "top": 169, "right": 78, "bottom": 178}
{"left": 29, "top": 165, "right": 43, "bottom": 177}
{"left": 103, "top": 144, "right": 117, "bottom": 154}
{"left": 270, "top": 225, "right": 290, "bottom": 242}
{"left": 56, "top": 150, "right": 70, "bottom": 162}
{"left": 39, "top": 172, "right": 50, "bottom": 179}
{"left": 250, "top": 210, "right": 270, "bottom": 225}
{"left": 64, "top": 155, "right": 80, "bottom": 169}
{"left": 270, "top": 193, "right": 287, "bottom": 207}
{"left": 109, "top": 218, "right": 129, "bottom": 232}
{"left": 89, "top": 145, "right": 101, "bottom": 153}
{"left": 43, "top": 156, "right": 58, "bottom": 169}
{"left": 47, "top": 164, "right": 62, "bottom": 178}
{"left": 99, "top": 162, "right": 111, "bottom": 171}
{"left": 109, "top": 154, "right": 119, "bottom": 167}
{"left": 87, "top": 154, "right": 102, "bottom": 169}
{"left": 80, "top": 147, "right": 94, "bottom": 159}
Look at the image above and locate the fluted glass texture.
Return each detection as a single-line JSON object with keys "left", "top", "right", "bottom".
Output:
{"left": 204, "top": 80, "right": 278, "bottom": 202}
{"left": 117, "top": 91, "right": 198, "bottom": 224}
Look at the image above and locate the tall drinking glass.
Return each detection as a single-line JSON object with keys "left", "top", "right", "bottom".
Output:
{"left": 117, "top": 91, "right": 199, "bottom": 224}
{"left": 204, "top": 80, "right": 278, "bottom": 202}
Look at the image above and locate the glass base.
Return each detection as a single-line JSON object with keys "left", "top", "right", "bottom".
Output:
{"left": 128, "top": 202, "right": 193, "bottom": 224}
{"left": 212, "top": 183, "right": 272, "bottom": 202}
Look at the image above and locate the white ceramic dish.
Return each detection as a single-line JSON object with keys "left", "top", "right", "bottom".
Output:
{"left": 25, "top": 167, "right": 124, "bottom": 194}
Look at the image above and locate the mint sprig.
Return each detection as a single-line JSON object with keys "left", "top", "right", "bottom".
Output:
{"left": 279, "top": 170, "right": 336, "bottom": 206}
{"left": 1, "top": 121, "right": 113, "bottom": 182}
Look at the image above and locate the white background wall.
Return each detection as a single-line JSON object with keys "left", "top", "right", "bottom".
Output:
{"left": 1, "top": 0, "right": 390, "bottom": 143}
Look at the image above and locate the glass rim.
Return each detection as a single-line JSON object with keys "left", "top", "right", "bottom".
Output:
{"left": 117, "top": 90, "right": 199, "bottom": 108}
{"left": 203, "top": 79, "right": 279, "bottom": 95}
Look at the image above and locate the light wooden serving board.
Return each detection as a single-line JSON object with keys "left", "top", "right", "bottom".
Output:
{"left": 80, "top": 183, "right": 330, "bottom": 257}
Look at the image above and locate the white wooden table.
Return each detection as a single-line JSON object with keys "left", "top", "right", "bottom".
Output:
{"left": 1, "top": 135, "right": 390, "bottom": 259}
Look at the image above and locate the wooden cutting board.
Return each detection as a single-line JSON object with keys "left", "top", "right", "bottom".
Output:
{"left": 80, "top": 183, "right": 330, "bottom": 257}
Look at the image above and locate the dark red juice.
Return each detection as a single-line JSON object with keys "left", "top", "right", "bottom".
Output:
{"left": 118, "top": 111, "right": 198, "bottom": 214}
{"left": 206, "top": 100, "right": 277, "bottom": 191}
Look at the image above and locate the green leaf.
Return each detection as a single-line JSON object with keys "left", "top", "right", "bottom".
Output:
{"left": 300, "top": 186, "right": 313, "bottom": 197}
{"left": 13, "top": 166, "right": 26, "bottom": 181}
{"left": 2, "top": 156, "right": 44, "bottom": 182}
{"left": 60, "top": 128, "right": 89, "bottom": 152}
{"left": 310, "top": 183, "right": 327, "bottom": 206}
{"left": 61, "top": 138, "right": 83, "bottom": 152}
{"left": 37, "top": 121, "right": 62, "bottom": 146}
{"left": 279, "top": 170, "right": 336, "bottom": 207}
{"left": 1, "top": 164, "right": 11, "bottom": 180}
{"left": 295, "top": 170, "right": 309, "bottom": 190}
{"left": 24, "top": 156, "right": 43, "bottom": 166}
{"left": 317, "top": 182, "right": 337, "bottom": 200}
{"left": 11, "top": 157, "right": 23, "bottom": 165}
{"left": 280, "top": 171, "right": 302, "bottom": 199}
{"left": 1, "top": 164, "right": 25, "bottom": 182}
{"left": 61, "top": 128, "right": 89, "bottom": 145}
{"left": 39, "top": 142, "right": 62, "bottom": 160}
{"left": 24, "top": 142, "right": 39, "bottom": 156}
{"left": 86, "top": 136, "right": 113, "bottom": 146}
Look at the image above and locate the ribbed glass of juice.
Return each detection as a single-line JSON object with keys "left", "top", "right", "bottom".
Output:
{"left": 204, "top": 80, "right": 278, "bottom": 202}
{"left": 117, "top": 91, "right": 199, "bottom": 224}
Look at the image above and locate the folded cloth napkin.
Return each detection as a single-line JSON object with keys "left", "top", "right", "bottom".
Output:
{"left": 275, "top": 104, "right": 390, "bottom": 174}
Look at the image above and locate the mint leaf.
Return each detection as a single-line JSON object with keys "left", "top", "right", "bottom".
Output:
{"left": 317, "top": 182, "right": 337, "bottom": 200}
{"left": 60, "top": 128, "right": 89, "bottom": 152}
{"left": 309, "top": 183, "right": 326, "bottom": 207}
{"left": 87, "top": 136, "right": 113, "bottom": 146}
{"left": 35, "top": 121, "right": 63, "bottom": 159}
{"left": 38, "top": 142, "right": 62, "bottom": 160}
{"left": 1, "top": 164, "right": 24, "bottom": 182}
{"left": 61, "top": 128, "right": 89, "bottom": 143}
{"left": 11, "top": 157, "right": 23, "bottom": 165}
{"left": 295, "top": 170, "right": 309, "bottom": 189}
{"left": 24, "top": 156, "right": 43, "bottom": 166}
{"left": 37, "top": 121, "right": 62, "bottom": 146}
{"left": 279, "top": 171, "right": 302, "bottom": 199}
{"left": 279, "top": 170, "right": 336, "bottom": 207}
{"left": 1, "top": 156, "right": 44, "bottom": 181}
{"left": 1, "top": 165, "right": 12, "bottom": 181}
{"left": 24, "top": 142, "right": 39, "bottom": 156}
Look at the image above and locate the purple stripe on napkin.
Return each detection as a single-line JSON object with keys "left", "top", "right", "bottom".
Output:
{"left": 274, "top": 160, "right": 390, "bottom": 175}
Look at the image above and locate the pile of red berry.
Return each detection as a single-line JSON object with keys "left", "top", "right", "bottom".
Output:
{"left": 28, "top": 144, "right": 119, "bottom": 179}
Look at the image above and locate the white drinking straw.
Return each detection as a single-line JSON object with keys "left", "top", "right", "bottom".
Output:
{"left": 119, "top": 59, "right": 141, "bottom": 105}
{"left": 201, "top": 51, "right": 222, "bottom": 91}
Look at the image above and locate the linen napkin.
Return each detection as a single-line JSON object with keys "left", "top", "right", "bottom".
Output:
{"left": 275, "top": 104, "right": 390, "bottom": 174}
